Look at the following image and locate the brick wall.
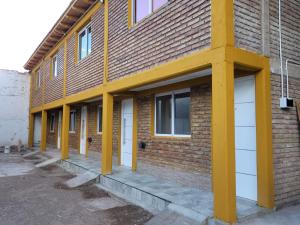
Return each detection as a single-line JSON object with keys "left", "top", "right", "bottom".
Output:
{"left": 31, "top": 67, "right": 43, "bottom": 107}
{"left": 271, "top": 74, "right": 300, "bottom": 207}
{"left": 270, "top": 0, "right": 300, "bottom": 64}
{"left": 66, "top": 8, "right": 104, "bottom": 96}
{"left": 136, "top": 84, "right": 211, "bottom": 174}
{"left": 108, "top": 0, "right": 211, "bottom": 81}
{"left": 46, "top": 110, "right": 59, "bottom": 147}
{"left": 234, "top": 0, "right": 262, "bottom": 53}
{"left": 44, "top": 46, "right": 64, "bottom": 103}
{"left": 87, "top": 103, "right": 102, "bottom": 152}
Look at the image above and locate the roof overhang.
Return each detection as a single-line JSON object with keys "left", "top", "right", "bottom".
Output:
{"left": 24, "top": 0, "right": 98, "bottom": 71}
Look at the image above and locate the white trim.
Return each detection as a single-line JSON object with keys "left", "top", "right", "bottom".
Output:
{"left": 154, "top": 88, "right": 191, "bottom": 137}
{"left": 52, "top": 54, "right": 58, "bottom": 78}
{"left": 78, "top": 23, "right": 92, "bottom": 61}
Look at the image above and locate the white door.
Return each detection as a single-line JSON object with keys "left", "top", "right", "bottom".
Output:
{"left": 80, "top": 106, "right": 87, "bottom": 155}
{"left": 57, "top": 111, "right": 62, "bottom": 149}
{"left": 235, "top": 75, "right": 257, "bottom": 201}
{"left": 33, "top": 113, "right": 41, "bottom": 147}
{"left": 121, "top": 98, "right": 133, "bottom": 167}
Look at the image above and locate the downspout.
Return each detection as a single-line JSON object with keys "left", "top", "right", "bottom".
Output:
{"left": 278, "top": 0, "right": 284, "bottom": 98}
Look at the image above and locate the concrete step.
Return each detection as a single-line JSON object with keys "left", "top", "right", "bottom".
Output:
{"left": 97, "top": 175, "right": 170, "bottom": 214}
{"left": 64, "top": 171, "right": 99, "bottom": 188}
{"left": 145, "top": 209, "right": 205, "bottom": 225}
{"left": 35, "top": 157, "right": 60, "bottom": 168}
{"left": 22, "top": 151, "right": 40, "bottom": 158}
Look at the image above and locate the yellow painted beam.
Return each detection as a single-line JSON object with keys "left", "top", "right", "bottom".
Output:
{"left": 63, "top": 40, "right": 67, "bottom": 97}
{"left": 256, "top": 59, "right": 274, "bottom": 209}
{"left": 103, "top": 0, "right": 109, "bottom": 84}
{"left": 105, "top": 48, "right": 212, "bottom": 93}
{"left": 65, "top": 84, "right": 104, "bottom": 104}
{"left": 28, "top": 113, "right": 34, "bottom": 148}
{"left": 132, "top": 97, "right": 138, "bottom": 171}
{"left": 233, "top": 48, "right": 265, "bottom": 70}
{"left": 127, "top": 0, "right": 132, "bottom": 28}
{"left": 40, "top": 110, "right": 48, "bottom": 152}
{"left": 211, "top": 0, "right": 234, "bottom": 48}
{"left": 101, "top": 92, "right": 114, "bottom": 175}
{"left": 212, "top": 60, "right": 236, "bottom": 223}
{"left": 61, "top": 104, "right": 70, "bottom": 160}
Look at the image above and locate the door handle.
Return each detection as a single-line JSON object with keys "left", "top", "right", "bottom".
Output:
{"left": 123, "top": 118, "right": 126, "bottom": 145}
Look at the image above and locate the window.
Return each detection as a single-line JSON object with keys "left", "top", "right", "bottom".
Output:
{"left": 50, "top": 113, "right": 55, "bottom": 133}
{"left": 52, "top": 55, "right": 58, "bottom": 78}
{"left": 155, "top": 89, "right": 191, "bottom": 136}
{"left": 97, "top": 106, "right": 103, "bottom": 133}
{"left": 133, "top": 0, "right": 168, "bottom": 23}
{"left": 36, "top": 69, "right": 41, "bottom": 89}
{"left": 78, "top": 24, "right": 92, "bottom": 60}
{"left": 69, "top": 110, "right": 76, "bottom": 133}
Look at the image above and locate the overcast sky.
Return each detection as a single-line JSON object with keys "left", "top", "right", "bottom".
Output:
{"left": 0, "top": 0, "right": 72, "bottom": 72}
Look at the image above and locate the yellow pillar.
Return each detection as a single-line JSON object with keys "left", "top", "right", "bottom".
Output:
{"left": 28, "top": 113, "right": 34, "bottom": 148}
{"left": 132, "top": 97, "right": 138, "bottom": 171}
{"left": 256, "top": 59, "right": 274, "bottom": 209}
{"left": 40, "top": 110, "right": 47, "bottom": 152}
{"left": 101, "top": 92, "right": 114, "bottom": 175}
{"left": 212, "top": 60, "right": 236, "bottom": 223}
{"left": 61, "top": 104, "right": 70, "bottom": 160}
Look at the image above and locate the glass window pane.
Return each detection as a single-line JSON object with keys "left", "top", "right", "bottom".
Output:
{"left": 70, "top": 112, "right": 76, "bottom": 131}
{"left": 53, "top": 57, "right": 58, "bottom": 77}
{"left": 79, "top": 30, "right": 87, "bottom": 60}
{"left": 87, "top": 27, "right": 92, "bottom": 55}
{"left": 156, "top": 95, "right": 172, "bottom": 134}
{"left": 135, "top": 0, "right": 150, "bottom": 23}
{"left": 174, "top": 92, "right": 190, "bottom": 135}
{"left": 153, "top": 0, "right": 168, "bottom": 11}
{"left": 98, "top": 107, "right": 102, "bottom": 132}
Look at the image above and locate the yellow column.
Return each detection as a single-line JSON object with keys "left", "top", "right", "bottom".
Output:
{"left": 28, "top": 113, "right": 34, "bottom": 148}
{"left": 212, "top": 60, "right": 236, "bottom": 223}
{"left": 256, "top": 59, "right": 274, "bottom": 209}
{"left": 40, "top": 110, "right": 47, "bottom": 152}
{"left": 101, "top": 92, "right": 114, "bottom": 175}
{"left": 61, "top": 104, "right": 70, "bottom": 160}
{"left": 132, "top": 97, "right": 138, "bottom": 171}
{"left": 211, "top": 0, "right": 234, "bottom": 48}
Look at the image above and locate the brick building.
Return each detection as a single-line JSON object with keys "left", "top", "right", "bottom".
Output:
{"left": 25, "top": 0, "right": 300, "bottom": 223}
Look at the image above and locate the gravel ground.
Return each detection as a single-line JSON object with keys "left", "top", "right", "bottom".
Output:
{"left": 0, "top": 153, "right": 152, "bottom": 225}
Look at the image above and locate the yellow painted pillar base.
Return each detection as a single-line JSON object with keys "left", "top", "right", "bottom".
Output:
{"left": 28, "top": 113, "right": 34, "bottom": 148}
{"left": 40, "top": 110, "right": 47, "bottom": 152}
{"left": 101, "top": 92, "right": 113, "bottom": 175}
{"left": 256, "top": 59, "right": 274, "bottom": 209}
{"left": 61, "top": 104, "right": 70, "bottom": 160}
{"left": 212, "top": 60, "right": 236, "bottom": 223}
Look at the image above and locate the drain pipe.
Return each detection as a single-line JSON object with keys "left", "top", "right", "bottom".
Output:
{"left": 278, "top": 0, "right": 284, "bottom": 98}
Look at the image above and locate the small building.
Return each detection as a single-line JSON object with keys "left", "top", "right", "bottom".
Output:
{"left": 25, "top": 0, "right": 300, "bottom": 224}
{"left": 0, "top": 69, "right": 30, "bottom": 150}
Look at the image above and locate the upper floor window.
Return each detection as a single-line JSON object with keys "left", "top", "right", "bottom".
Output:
{"left": 78, "top": 24, "right": 92, "bottom": 61}
{"left": 36, "top": 69, "right": 41, "bottom": 89}
{"left": 155, "top": 89, "right": 191, "bottom": 137}
{"left": 133, "top": 0, "right": 168, "bottom": 23}
{"left": 52, "top": 55, "right": 58, "bottom": 78}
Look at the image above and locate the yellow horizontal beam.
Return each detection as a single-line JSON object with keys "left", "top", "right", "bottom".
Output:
{"left": 232, "top": 48, "right": 265, "bottom": 70}
{"left": 106, "top": 48, "right": 213, "bottom": 93}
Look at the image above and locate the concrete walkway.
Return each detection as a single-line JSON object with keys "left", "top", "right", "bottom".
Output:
{"left": 42, "top": 148, "right": 267, "bottom": 222}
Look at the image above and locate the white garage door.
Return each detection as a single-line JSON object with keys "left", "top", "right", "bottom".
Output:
{"left": 235, "top": 76, "right": 257, "bottom": 201}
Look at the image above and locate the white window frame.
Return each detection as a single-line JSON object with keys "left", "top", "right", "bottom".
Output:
{"left": 50, "top": 113, "right": 55, "bottom": 133}
{"left": 78, "top": 23, "right": 92, "bottom": 61}
{"left": 97, "top": 105, "right": 103, "bottom": 134}
{"left": 132, "top": 0, "right": 168, "bottom": 24}
{"left": 154, "top": 88, "right": 191, "bottom": 138}
{"left": 52, "top": 54, "right": 58, "bottom": 78}
{"left": 69, "top": 110, "right": 76, "bottom": 133}
{"left": 36, "top": 69, "right": 41, "bottom": 89}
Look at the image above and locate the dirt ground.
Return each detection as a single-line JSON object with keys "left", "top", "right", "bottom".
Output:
{"left": 0, "top": 153, "right": 152, "bottom": 225}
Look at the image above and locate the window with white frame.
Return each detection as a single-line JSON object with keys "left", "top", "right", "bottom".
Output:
{"left": 50, "top": 113, "right": 55, "bottom": 133}
{"left": 69, "top": 110, "right": 76, "bottom": 132}
{"left": 133, "top": 0, "right": 168, "bottom": 23}
{"left": 155, "top": 89, "right": 191, "bottom": 136}
{"left": 36, "top": 69, "right": 41, "bottom": 89}
{"left": 52, "top": 55, "right": 58, "bottom": 78}
{"left": 97, "top": 105, "right": 103, "bottom": 133}
{"left": 78, "top": 24, "right": 92, "bottom": 61}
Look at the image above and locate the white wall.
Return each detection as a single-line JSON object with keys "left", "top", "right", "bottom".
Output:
{"left": 0, "top": 69, "right": 30, "bottom": 146}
